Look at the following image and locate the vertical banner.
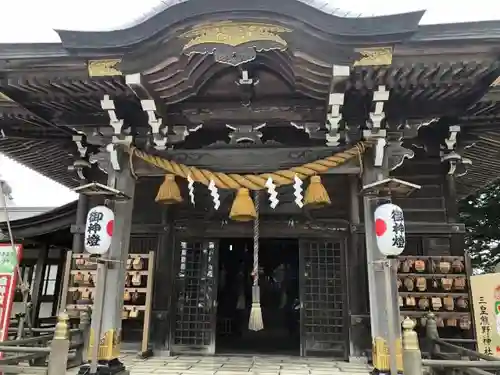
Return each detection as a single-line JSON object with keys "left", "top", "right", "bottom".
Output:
{"left": 0, "top": 243, "right": 23, "bottom": 364}
{"left": 470, "top": 273, "right": 500, "bottom": 357}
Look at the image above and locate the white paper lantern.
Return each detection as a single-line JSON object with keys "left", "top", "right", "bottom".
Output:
{"left": 84, "top": 206, "right": 114, "bottom": 255}
{"left": 374, "top": 203, "right": 405, "bottom": 256}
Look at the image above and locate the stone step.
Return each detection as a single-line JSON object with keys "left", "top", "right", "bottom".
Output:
{"left": 67, "top": 354, "right": 372, "bottom": 375}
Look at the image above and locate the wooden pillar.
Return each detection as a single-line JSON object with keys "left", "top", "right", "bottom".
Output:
{"left": 165, "top": 213, "right": 177, "bottom": 353}
{"left": 31, "top": 243, "right": 48, "bottom": 327}
{"left": 444, "top": 174, "right": 463, "bottom": 256}
{"left": 51, "top": 249, "right": 66, "bottom": 316}
{"left": 151, "top": 207, "right": 173, "bottom": 353}
{"left": 347, "top": 175, "right": 367, "bottom": 361}
{"left": 72, "top": 192, "right": 89, "bottom": 254}
{"left": 79, "top": 149, "right": 135, "bottom": 375}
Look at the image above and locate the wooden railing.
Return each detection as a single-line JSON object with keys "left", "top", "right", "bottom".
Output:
{"left": 0, "top": 311, "right": 90, "bottom": 375}
{"left": 402, "top": 313, "right": 500, "bottom": 375}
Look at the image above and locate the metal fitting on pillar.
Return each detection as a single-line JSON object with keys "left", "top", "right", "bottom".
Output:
{"left": 54, "top": 311, "right": 70, "bottom": 340}
{"left": 325, "top": 65, "right": 350, "bottom": 146}
{"left": 425, "top": 312, "right": 440, "bottom": 357}
{"left": 364, "top": 85, "right": 389, "bottom": 168}
{"left": 48, "top": 311, "right": 71, "bottom": 375}
{"left": 101, "top": 95, "right": 132, "bottom": 171}
{"left": 101, "top": 95, "right": 124, "bottom": 135}
{"left": 440, "top": 125, "right": 472, "bottom": 177}
{"left": 141, "top": 99, "right": 168, "bottom": 150}
{"left": 369, "top": 86, "right": 389, "bottom": 132}
{"left": 69, "top": 135, "right": 92, "bottom": 180}
{"left": 402, "top": 317, "right": 423, "bottom": 375}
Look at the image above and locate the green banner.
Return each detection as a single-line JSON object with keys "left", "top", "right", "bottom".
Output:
{"left": 0, "top": 246, "right": 18, "bottom": 274}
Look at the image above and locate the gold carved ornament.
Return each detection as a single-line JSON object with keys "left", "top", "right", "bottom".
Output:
{"left": 354, "top": 47, "right": 393, "bottom": 67}
{"left": 402, "top": 317, "right": 420, "bottom": 352}
{"left": 0, "top": 92, "right": 13, "bottom": 102}
{"left": 87, "top": 59, "right": 122, "bottom": 77}
{"left": 491, "top": 75, "right": 500, "bottom": 87}
{"left": 180, "top": 21, "right": 291, "bottom": 50}
{"left": 88, "top": 329, "right": 121, "bottom": 361}
{"left": 126, "top": 141, "right": 371, "bottom": 221}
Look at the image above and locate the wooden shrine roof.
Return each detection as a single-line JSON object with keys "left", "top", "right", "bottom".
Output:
{"left": 0, "top": 201, "right": 76, "bottom": 239}
{"left": 0, "top": 2, "right": 499, "bottom": 196}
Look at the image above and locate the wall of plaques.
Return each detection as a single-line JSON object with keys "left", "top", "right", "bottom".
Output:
{"left": 60, "top": 251, "right": 155, "bottom": 355}
{"left": 397, "top": 255, "right": 473, "bottom": 339}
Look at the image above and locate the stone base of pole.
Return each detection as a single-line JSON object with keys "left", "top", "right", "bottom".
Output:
{"left": 78, "top": 359, "right": 129, "bottom": 375}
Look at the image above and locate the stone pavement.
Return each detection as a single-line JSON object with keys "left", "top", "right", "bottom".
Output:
{"left": 68, "top": 354, "right": 372, "bottom": 375}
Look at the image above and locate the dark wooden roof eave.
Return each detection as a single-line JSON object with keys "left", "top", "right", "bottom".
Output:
{"left": 0, "top": 138, "right": 80, "bottom": 188}
{"left": 0, "top": 43, "right": 69, "bottom": 60}
{"left": 413, "top": 20, "right": 500, "bottom": 42}
{"left": 53, "top": 0, "right": 426, "bottom": 50}
{"left": 0, "top": 201, "right": 76, "bottom": 239}
{"left": 51, "top": 0, "right": 500, "bottom": 51}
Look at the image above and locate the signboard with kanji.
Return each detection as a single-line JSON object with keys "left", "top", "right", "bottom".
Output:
{"left": 0, "top": 244, "right": 23, "bottom": 352}
{"left": 471, "top": 273, "right": 500, "bottom": 357}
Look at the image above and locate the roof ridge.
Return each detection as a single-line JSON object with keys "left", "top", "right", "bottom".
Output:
{"left": 118, "top": 0, "right": 370, "bottom": 30}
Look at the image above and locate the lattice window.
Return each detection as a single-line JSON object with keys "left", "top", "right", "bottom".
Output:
{"left": 173, "top": 241, "right": 216, "bottom": 348}
{"left": 302, "top": 239, "right": 346, "bottom": 358}
{"left": 129, "top": 236, "right": 158, "bottom": 254}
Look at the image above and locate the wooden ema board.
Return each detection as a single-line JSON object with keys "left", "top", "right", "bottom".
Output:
{"left": 60, "top": 251, "right": 154, "bottom": 355}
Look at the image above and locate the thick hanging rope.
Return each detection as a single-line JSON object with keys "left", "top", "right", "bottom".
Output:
{"left": 253, "top": 193, "right": 259, "bottom": 289}
{"left": 248, "top": 191, "right": 263, "bottom": 331}
{"left": 127, "top": 141, "right": 370, "bottom": 190}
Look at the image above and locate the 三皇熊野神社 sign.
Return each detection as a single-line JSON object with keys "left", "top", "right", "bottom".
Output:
{"left": 471, "top": 273, "right": 500, "bottom": 357}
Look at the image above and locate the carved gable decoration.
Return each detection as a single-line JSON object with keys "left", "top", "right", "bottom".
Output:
{"left": 179, "top": 21, "right": 292, "bottom": 66}
{"left": 353, "top": 47, "right": 393, "bottom": 67}
{"left": 87, "top": 59, "right": 122, "bottom": 77}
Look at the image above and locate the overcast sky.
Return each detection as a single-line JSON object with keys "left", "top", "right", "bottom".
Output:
{"left": 0, "top": 0, "right": 499, "bottom": 207}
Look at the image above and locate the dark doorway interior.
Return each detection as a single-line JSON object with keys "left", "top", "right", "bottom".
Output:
{"left": 216, "top": 238, "right": 300, "bottom": 355}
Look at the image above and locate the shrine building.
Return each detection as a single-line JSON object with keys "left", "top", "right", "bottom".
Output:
{"left": 0, "top": 1, "right": 499, "bottom": 372}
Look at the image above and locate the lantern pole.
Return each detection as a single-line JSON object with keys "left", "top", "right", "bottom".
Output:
{"left": 89, "top": 251, "right": 107, "bottom": 374}
{"left": 361, "top": 150, "right": 420, "bottom": 375}
{"left": 77, "top": 149, "right": 135, "bottom": 375}
{"left": 362, "top": 191, "right": 401, "bottom": 375}
{"left": 361, "top": 154, "right": 399, "bottom": 375}
{"left": 383, "top": 257, "right": 399, "bottom": 375}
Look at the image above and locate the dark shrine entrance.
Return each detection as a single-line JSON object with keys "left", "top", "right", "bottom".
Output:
{"left": 216, "top": 238, "right": 300, "bottom": 355}
{"left": 169, "top": 235, "right": 349, "bottom": 359}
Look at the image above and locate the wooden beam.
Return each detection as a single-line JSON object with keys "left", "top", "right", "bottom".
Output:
{"left": 393, "top": 43, "right": 499, "bottom": 65}
{"left": 174, "top": 218, "right": 350, "bottom": 238}
{"left": 170, "top": 98, "right": 324, "bottom": 124}
{"left": 352, "top": 222, "right": 465, "bottom": 234}
{"left": 125, "top": 147, "right": 361, "bottom": 174}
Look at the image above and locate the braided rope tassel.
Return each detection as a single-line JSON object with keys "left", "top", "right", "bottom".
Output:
{"left": 248, "top": 191, "right": 263, "bottom": 331}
